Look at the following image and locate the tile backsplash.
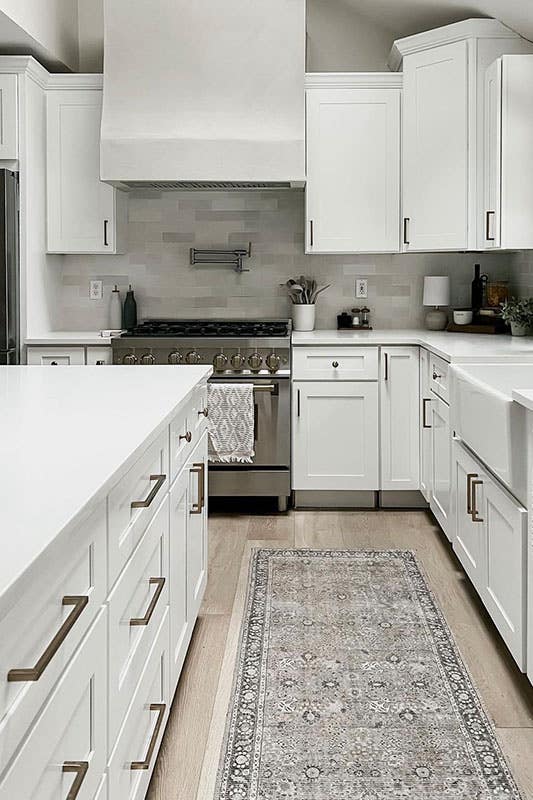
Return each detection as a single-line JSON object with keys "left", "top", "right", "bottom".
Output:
{"left": 60, "top": 190, "right": 515, "bottom": 330}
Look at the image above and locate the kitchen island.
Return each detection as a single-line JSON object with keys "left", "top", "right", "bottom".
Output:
{"left": 0, "top": 364, "right": 211, "bottom": 800}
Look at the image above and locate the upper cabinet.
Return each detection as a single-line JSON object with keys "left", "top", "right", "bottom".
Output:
{"left": 305, "top": 74, "right": 401, "bottom": 254}
{"left": 390, "top": 19, "right": 533, "bottom": 252}
{"left": 0, "top": 74, "right": 17, "bottom": 160}
{"left": 484, "top": 55, "right": 533, "bottom": 250}
{"left": 46, "top": 79, "right": 127, "bottom": 254}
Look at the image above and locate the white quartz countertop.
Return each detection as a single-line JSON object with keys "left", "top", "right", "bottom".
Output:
{"left": 292, "top": 329, "right": 533, "bottom": 363}
{"left": 25, "top": 331, "right": 118, "bottom": 346}
{"left": 0, "top": 365, "right": 211, "bottom": 609}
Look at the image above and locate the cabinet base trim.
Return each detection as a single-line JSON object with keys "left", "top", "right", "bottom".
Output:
{"left": 293, "top": 490, "right": 377, "bottom": 509}
{"left": 379, "top": 490, "right": 428, "bottom": 508}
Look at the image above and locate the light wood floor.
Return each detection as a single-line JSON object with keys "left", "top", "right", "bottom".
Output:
{"left": 147, "top": 509, "right": 533, "bottom": 800}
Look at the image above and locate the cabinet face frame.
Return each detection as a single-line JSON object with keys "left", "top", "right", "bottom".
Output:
{"left": 429, "top": 394, "right": 451, "bottom": 540}
{"left": 380, "top": 347, "right": 420, "bottom": 491}
{"left": 0, "top": 74, "right": 17, "bottom": 160}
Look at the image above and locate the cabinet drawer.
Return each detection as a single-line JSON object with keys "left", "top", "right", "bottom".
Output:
{"left": 108, "top": 430, "right": 169, "bottom": 588}
{"left": 0, "top": 503, "right": 106, "bottom": 769}
{"left": 429, "top": 352, "right": 449, "bottom": 403}
{"left": 0, "top": 610, "right": 107, "bottom": 799}
{"left": 86, "top": 346, "right": 112, "bottom": 365}
{"left": 108, "top": 496, "right": 169, "bottom": 748}
{"left": 169, "top": 402, "right": 194, "bottom": 483}
{"left": 192, "top": 381, "right": 209, "bottom": 437}
{"left": 293, "top": 346, "right": 379, "bottom": 380}
{"left": 108, "top": 610, "right": 169, "bottom": 800}
{"left": 26, "top": 346, "right": 85, "bottom": 366}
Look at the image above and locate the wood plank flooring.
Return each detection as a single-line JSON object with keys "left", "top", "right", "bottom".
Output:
{"left": 147, "top": 509, "right": 533, "bottom": 800}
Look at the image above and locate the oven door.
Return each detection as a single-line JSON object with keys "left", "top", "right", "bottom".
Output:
{"left": 208, "top": 376, "right": 290, "bottom": 468}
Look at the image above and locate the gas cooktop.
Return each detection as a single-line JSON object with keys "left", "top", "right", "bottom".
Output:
{"left": 122, "top": 319, "right": 291, "bottom": 338}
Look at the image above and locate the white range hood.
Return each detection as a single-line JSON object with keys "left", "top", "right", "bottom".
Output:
{"left": 100, "top": 0, "right": 306, "bottom": 189}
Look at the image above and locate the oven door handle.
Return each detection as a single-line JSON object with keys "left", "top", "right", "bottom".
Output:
{"left": 252, "top": 384, "right": 276, "bottom": 393}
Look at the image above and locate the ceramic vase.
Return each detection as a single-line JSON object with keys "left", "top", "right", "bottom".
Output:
{"left": 292, "top": 304, "right": 316, "bottom": 331}
{"left": 510, "top": 321, "right": 528, "bottom": 336}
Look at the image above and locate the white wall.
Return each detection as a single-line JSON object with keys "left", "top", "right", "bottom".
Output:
{"left": 0, "top": 0, "right": 79, "bottom": 69}
{"left": 307, "top": 0, "right": 394, "bottom": 72}
{"left": 77, "top": 0, "right": 103, "bottom": 72}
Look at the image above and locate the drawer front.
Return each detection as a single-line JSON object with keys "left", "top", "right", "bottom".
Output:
{"left": 169, "top": 403, "right": 193, "bottom": 483}
{"left": 429, "top": 352, "right": 449, "bottom": 403}
{"left": 86, "top": 346, "right": 113, "bottom": 365}
{"left": 94, "top": 776, "right": 107, "bottom": 800}
{"left": 108, "top": 496, "right": 169, "bottom": 747}
{"left": 0, "top": 503, "right": 106, "bottom": 768}
{"left": 108, "top": 430, "right": 169, "bottom": 588}
{"left": 26, "top": 346, "right": 85, "bottom": 366}
{"left": 0, "top": 610, "right": 107, "bottom": 799}
{"left": 293, "top": 346, "right": 379, "bottom": 381}
{"left": 108, "top": 610, "right": 169, "bottom": 800}
{"left": 192, "top": 381, "right": 209, "bottom": 437}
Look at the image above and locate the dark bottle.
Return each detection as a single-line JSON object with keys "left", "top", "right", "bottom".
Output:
{"left": 471, "top": 264, "right": 485, "bottom": 312}
{"left": 122, "top": 285, "right": 137, "bottom": 330}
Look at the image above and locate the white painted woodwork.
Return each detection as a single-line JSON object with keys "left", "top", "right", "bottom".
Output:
{"left": 420, "top": 349, "right": 432, "bottom": 502}
{"left": 292, "top": 381, "right": 379, "bottom": 491}
{"left": 94, "top": 776, "right": 107, "bottom": 800}
{"left": 46, "top": 88, "right": 127, "bottom": 254}
{"left": 484, "top": 55, "right": 533, "bottom": 250}
{"left": 107, "top": 496, "right": 169, "bottom": 748}
{"left": 108, "top": 610, "right": 170, "bottom": 800}
{"left": 429, "top": 353, "right": 450, "bottom": 404}
{"left": 482, "top": 477, "right": 527, "bottom": 668}
{"left": 169, "top": 404, "right": 194, "bottom": 482}
{"left": 0, "top": 502, "right": 106, "bottom": 769}
{"left": 191, "top": 382, "right": 209, "bottom": 440}
{"left": 429, "top": 394, "right": 451, "bottom": 540}
{"left": 292, "top": 346, "right": 379, "bottom": 381}
{"left": 0, "top": 611, "right": 107, "bottom": 800}
{"left": 26, "top": 345, "right": 85, "bottom": 365}
{"left": 453, "top": 440, "right": 484, "bottom": 589}
{"left": 305, "top": 74, "right": 401, "bottom": 253}
{"left": 186, "top": 434, "right": 209, "bottom": 622}
{"left": 108, "top": 430, "right": 169, "bottom": 588}
{"left": 86, "top": 346, "right": 113, "bottom": 365}
{"left": 169, "top": 467, "right": 189, "bottom": 690}
{"left": 0, "top": 74, "right": 17, "bottom": 159}
{"left": 380, "top": 347, "right": 420, "bottom": 491}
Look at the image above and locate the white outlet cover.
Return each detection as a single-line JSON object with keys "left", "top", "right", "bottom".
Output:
{"left": 355, "top": 279, "right": 368, "bottom": 299}
{"left": 90, "top": 280, "right": 103, "bottom": 300}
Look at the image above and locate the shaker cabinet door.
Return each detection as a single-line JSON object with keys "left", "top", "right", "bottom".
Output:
{"left": 429, "top": 395, "right": 451, "bottom": 540}
{"left": 380, "top": 347, "right": 420, "bottom": 491}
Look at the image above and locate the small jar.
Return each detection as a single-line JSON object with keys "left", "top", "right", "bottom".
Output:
{"left": 486, "top": 281, "right": 509, "bottom": 308}
{"left": 351, "top": 307, "right": 361, "bottom": 326}
{"left": 360, "top": 307, "right": 370, "bottom": 327}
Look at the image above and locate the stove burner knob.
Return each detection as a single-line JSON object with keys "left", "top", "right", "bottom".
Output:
{"left": 213, "top": 352, "right": 228, "bottom": 372}
{"left": 265, "top": 352, "right": 281, "bottom": 373}
{"left": 185, "top": 350, "right": 201, "bottom": 365}
{"left": 140, "top": 352, "right": 156, "bottom": 365}
{"left": 248, "top": 352, "right": 263, "bottom": 371}
{"left": 168, "top": 350, "right": 183, "bottom": 365}
{"left": 123, "top": 352, "right": 137, "bottom": 365}
{"left": 230, "top": 352, "right": 245, "bottom": 370}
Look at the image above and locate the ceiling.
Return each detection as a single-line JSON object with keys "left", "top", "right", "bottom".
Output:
{"left": 343, "top": 0, "right": 533, "bottom": 41}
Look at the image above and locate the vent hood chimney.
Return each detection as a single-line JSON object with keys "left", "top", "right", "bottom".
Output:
{"left": 100, "top": 0, "right": 306, "bottom": 189}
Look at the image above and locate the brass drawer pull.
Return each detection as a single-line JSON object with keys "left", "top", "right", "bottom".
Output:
{"left": 131, "top": 473, "right": 166, "bottom": 509}
{"left": 131, "top": 703, "right": 166, "bottom": 770}
{"left": 130, "top": 577, "right": 166, "bottom": 626}
{"left": 422, "top": 398, "right": 432, "bottom": 428}
{"left": 190, "top": 462, "right": 205, "bottom": 514}
{"left": 63, "top": 761, "right": 89, "bottom": 800}
{"left": 471, "top": 479, "right": 484, "bottom": 522}
{"left": 466, "top": 472, "right": 477, "bottom": 515}
{"left": 179, "top": 430, "right": 192, "bottom": 443}
{"left": 8, "top": 595, "right": 89, "bottom": 682}
{"left": 198, "top": 407, "right": 209, "bottom": 418}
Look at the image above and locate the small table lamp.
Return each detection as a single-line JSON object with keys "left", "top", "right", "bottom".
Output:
{"left": 423, "top": 276, "right": 450, "bottom": 331}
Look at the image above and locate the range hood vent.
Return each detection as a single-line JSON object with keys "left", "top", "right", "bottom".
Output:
{"left": 126, "top": 181, "right": 303, "bottom": 192}
{"left": 101, "top": 0, "right": 306, "bottom": 187}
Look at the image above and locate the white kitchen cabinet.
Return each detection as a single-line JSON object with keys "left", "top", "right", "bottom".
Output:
{"left": 0, "top": 74, "right": 17, "bottom": 160}
{"left": 26, "top": 345, "right": 85, "bottom": 365}
{"left": 86, "top": 346, "right": 113, "bottom": 365}
{"left": 186, "top": 434, "right": 208, "bottom": 622}
{"left": 47, "top": 84, "right": 127, "bottom": 254}
{"left": 420, "top": 349, "right": 432, "bottom": 502}
{"left": 429, "top": 393, "right": 451, "bottom": 540}
{"left": 380, "top": 347, "right": 420, "bottom": 491}
{"left": 169, "top": 466, "right": 189, "bottom": 690}
{"left": 453, "top": 440, "right": 484, "bottom": 589}
{"left": 484, "top": 55, "right": 533, "bottom": 249}
{"left": 292, "top": 381, "right": 379, "bottom": 491}
{"left": 305, "top": 74, "right": 401, "bottom": 254}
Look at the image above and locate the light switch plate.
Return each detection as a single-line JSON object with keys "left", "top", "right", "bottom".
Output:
{"left": 355, "top": 279, "right": 368, "bottom": 299}
{"left": 90, "top": 280, "right": 103, "bottom": 300}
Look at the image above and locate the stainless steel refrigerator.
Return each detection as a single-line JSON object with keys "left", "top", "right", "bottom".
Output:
{"left": 0, "top": 170, "right": 19, "bottom": 365}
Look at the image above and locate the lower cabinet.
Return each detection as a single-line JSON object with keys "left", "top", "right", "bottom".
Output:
{"left": 420, "top": 349, "right": 432, "bottom": 502}
{"left": 292, "top": 381, "right": 379, "bottom": 490}
{"left": 429, "top": 393, "right": 451, "bottom": 540}
{"left": 380, "top": 346, "right": 420, "bottom": 491}
{"left": 453, "top": 440, "right": 527, "bottom": 669}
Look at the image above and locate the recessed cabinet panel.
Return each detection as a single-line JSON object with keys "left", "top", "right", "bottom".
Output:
{"left": 453, "top": 441, "right": 484, "bottom": 589}
{"left": 429, "top": 395, "right": 451, "bottom": 540}
{"left": 306, "top": 77, "right": 401, "bottom": 253}
{"left": 420, "top": 349, "right": 432, "bottom": 502}
{"left": 186, "top": 434, "right": 208, "bottom": 622}
{"left": 380, "top": 347, "right": 420, "bottom": 491}
{"left": 169, "top": 467, "right": 189, "bottom": 690}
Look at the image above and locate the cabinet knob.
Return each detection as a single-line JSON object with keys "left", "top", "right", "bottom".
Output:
{"left": 432, "top": 371, "right": 442, "bottom": 380}
{"left": 332, "top": 361, "right": 339, "bottom": 368}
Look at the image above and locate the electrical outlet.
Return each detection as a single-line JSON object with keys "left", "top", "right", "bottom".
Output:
{"left": 355, "top": 279, "right": 368, "bottom": 299}
{"left": 89, "top": 280, "right": 103, "bottom": 300}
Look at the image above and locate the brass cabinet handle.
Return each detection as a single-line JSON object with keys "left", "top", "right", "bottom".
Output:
{"left": 131, "top": 473, "right": 166, "bottom": 509}
{"left": 332, "top": 361, "right": 339, "bottom": 368}
{"left": 179, "top": 430, "right": 192, "bottom": 443}
{"left": 384, "top": 352, "right": 389, "bottom": 381}
{"left": 63, "top": 761, "right": 89, "bottom": 800}
{"left": 466, "top": 472, "right": 478, "bottom": 516}
{"left": 190, "top": 462, "right": 205, "bottom": 514}
{"left": 130, "top": 577, "right": 166, "bottom": 626}
{"left": 8, "top": 595, "right": 89, "bottom": 682}
{"left": 422, "top": 398, "right": 432, "bottom": 428}
{"left": 198, "top": 407, "right": 208, "bottom": 418}
{"left": 471, "top": 479, "right": 484, "bottom": 522}
{"left": 486, "top": 210, "right": 495, "bottom": 241}
{"left": 131, "top": 703, "right": 166, "bottom": 770}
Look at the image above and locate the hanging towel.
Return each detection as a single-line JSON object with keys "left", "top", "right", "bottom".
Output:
{"left": 207, "top": 383, "right": 255, "bottom": 463}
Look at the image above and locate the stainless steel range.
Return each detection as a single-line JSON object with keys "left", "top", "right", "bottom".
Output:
{"left": 112, "top": 319, "right": 291, "bottom": 510}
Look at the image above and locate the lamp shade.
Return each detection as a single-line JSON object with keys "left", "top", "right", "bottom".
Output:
{"left": 423, "top": 276, "right": 450, "bottom": 307}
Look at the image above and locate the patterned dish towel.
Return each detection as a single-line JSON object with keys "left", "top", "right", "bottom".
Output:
{"left": 207, "top": 383, "right": 255, "bottom": 463}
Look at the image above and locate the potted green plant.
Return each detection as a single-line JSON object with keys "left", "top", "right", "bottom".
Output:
{"left": 501, "top": 297, "right": 533, "bottom": 336}
{"left": 281, "top": 276, "right": 330, "bottom": 331}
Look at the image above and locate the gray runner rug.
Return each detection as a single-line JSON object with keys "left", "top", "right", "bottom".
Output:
{"left": 214, "top": 549, "right": 524, "bottom": 799}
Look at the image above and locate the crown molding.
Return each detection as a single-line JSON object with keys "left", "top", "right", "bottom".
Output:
{"left": 46, "top": 73, "right": 103, "bottom": 90}
{"left": 388, "top": 17, "right": 523, "bottom": 71}
{"left": 0, "top": 56, "right": 103, "bottom": 90}
{"left": 305, "top": 72, "right": 403, "bottom": 90}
